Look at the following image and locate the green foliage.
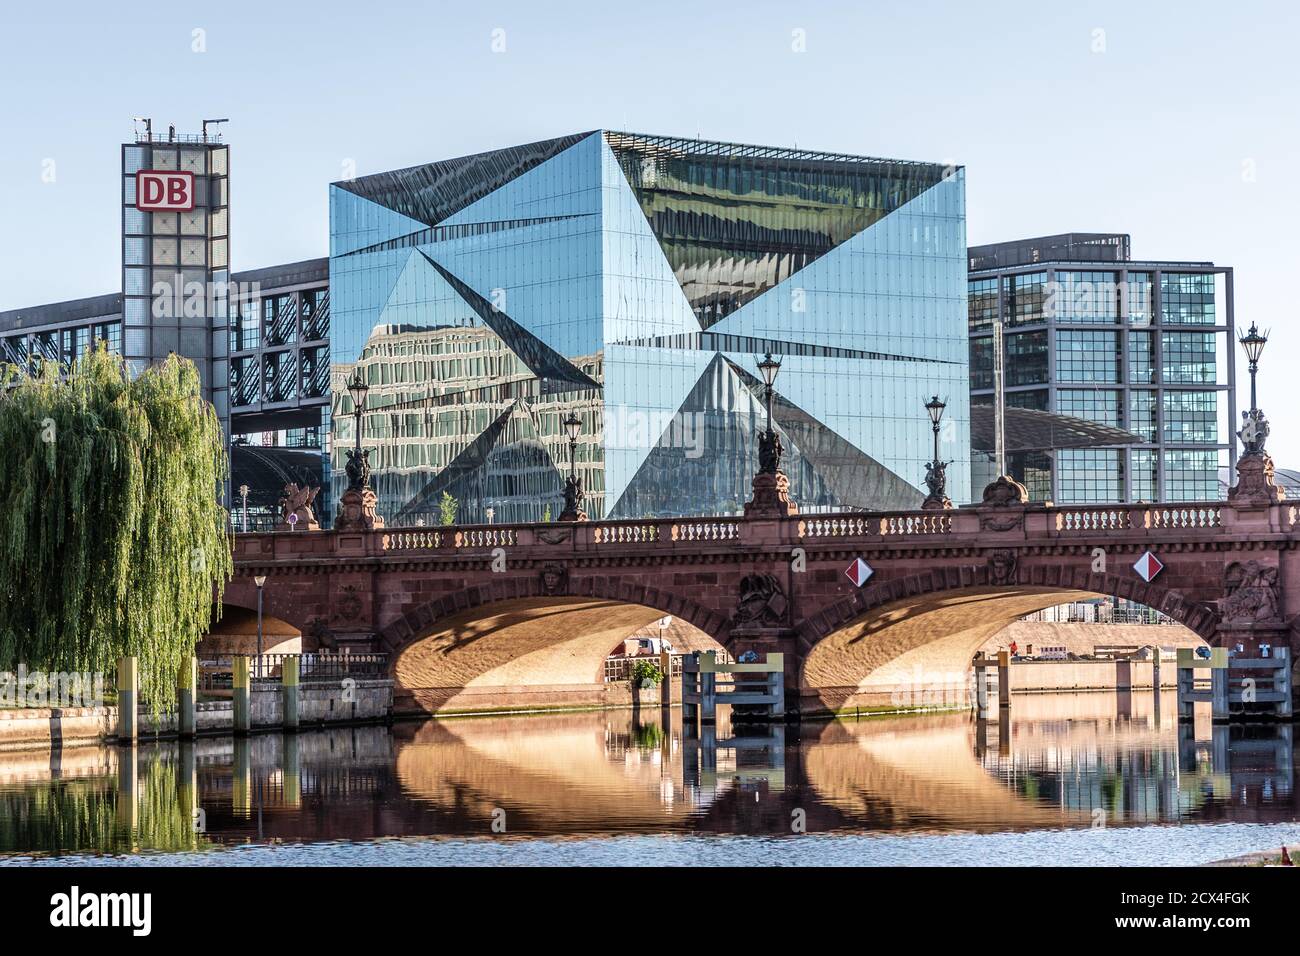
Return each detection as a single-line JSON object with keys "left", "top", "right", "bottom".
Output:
{"left": 0, "top": 348, "right": 232, "bottom": 712}
{"left": 438, "top": 490, "right": 458, "bottom": 526}
{"left": 629, "top": 659, "right": 663, "bottom": 687}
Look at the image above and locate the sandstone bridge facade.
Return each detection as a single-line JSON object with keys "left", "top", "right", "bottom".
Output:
{"left": 221, "top": 494, "right": 1300, "bottom": 717}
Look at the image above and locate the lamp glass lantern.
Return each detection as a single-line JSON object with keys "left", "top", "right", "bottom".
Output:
{"left": 1238, "top": 323, "right": 1268, "bottom": 367}
{"left": 924, "top": 395, "right": 946, "bottom": 429}
{"left": 563, "top": 412, "right": 582, "bottom": 443}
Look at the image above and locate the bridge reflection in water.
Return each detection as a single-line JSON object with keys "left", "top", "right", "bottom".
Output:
{"left": 0, "top": 693, "right": 1295, "bottom": 857}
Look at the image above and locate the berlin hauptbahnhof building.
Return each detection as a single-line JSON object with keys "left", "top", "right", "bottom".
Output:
{"left": 0, "top": 127, "right": 1234, "bottom": 526}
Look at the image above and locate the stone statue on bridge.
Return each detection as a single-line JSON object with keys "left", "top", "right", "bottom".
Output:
{"left": 1239, "top": 408, "right": 1270, "bottom": 456}
{"left": 335, "top": 446, "right": 385, "bottom": 532}
{"left": 758, "top": 428, "right": 783, "bottom": 476}
{"left": 277, "top": 482, "right": 320, "bottom": 531}
{"left": 922, "top": 459, "right": 952, "bottom": 511}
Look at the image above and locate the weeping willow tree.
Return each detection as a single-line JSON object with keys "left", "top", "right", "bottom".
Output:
{"left": 0, "top": 348, "right": 232, "bottom": 711}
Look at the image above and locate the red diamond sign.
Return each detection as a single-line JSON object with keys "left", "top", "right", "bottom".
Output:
{"left": 845, "top": 557, "right": 874, "bottom": 588}
{"left": 1133, "top": 551, "right": 1164, "bottom": 583}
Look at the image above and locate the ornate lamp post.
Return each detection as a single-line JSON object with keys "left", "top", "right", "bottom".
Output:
{"left": 238, "top": 483, "right": 249, "bottom": 533}
{"left": 1239, "top": 323, "right": 1268, "bottom": 416}
{"left": 1229, "top": 322, "right": 1281, "bottom": 502}
{"left": 921, "top": 395, "right": 952, "bottom": 510}
{"left": 347, "top": 370, "right": 369, "bottom": 467}
{"left": 1236, "top": 323, "right": 1270, "bottom": 457}
{"left": 559, "top": 411, "right": 587, "bottom": 521}
{"left": 756, "top": 352, "right": 782, "bottom": 474}
{"left": 334, "top": 368, "right": 386, "bottom": 531}
{"left": 744, "top": 352, "right": 797, "bottom": 517}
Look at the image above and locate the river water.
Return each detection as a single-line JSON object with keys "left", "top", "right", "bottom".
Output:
{"left": 3, "top": 691, "right": 1299, "bottom": 866}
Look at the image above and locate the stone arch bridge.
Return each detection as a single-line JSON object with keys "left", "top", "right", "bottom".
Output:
{"left": 224, "top": 492, "right": 1300, "bottom": 717}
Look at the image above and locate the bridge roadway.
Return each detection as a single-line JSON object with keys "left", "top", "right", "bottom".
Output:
{"left": 224, "top": 493, "right": 1299, "bottom": 716}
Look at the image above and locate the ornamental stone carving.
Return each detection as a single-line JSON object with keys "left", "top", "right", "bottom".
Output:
{"left": 1221, "top": 560, "right": 1282, "bottom": 624}
{"left": 732, "top": 572, "right": 789, "bottom": 627}
{"left": 987, "top": 549, "right": 1018, "bottom": 586}
{"left": 540, "top": 562, "right": 568, "bottom": 596}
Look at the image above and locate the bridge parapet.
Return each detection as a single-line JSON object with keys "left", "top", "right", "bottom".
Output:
{"left": 231, "top": 498, "right": 1294, "bottom": 566}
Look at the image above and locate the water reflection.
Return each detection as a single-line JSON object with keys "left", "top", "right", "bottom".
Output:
{"left": 0, "top": 691, "right": 1297, "bottom": 858}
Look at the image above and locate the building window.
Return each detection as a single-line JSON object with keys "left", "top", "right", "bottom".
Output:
{"left": 1057, "top": 389, "right": 1122, "bottom": 427}
{"left": 1009, "top": 451, "right": 1052, "bottom": 502}
{"left": 1131, "top": 448, "right": 1159, "bottom": 501}
{"left": 229, "top": 355, "right": 260, "bottom": 406}
{"left": 1126, "top": 271, "right": 1154, "bottom": 325}
{"left": 1129, "top": 390, "right": 1157, "bottom": 443}
{"left": 1056, "top": 330, "right": 1120, "bottom": 384}
{"left": 1007, "top": 389, "right": 1048, "bottom": 410}
{"left": 1161, "top": 332, "right": 1216, "bottom": 384}
{"left": 1050, "top": 270, "right": 1119, "bottom": 324}
{"left": 229, "top": 301, "right": 260, "bottom": 352}
{"left": 302, "top": 344, "right": 330, "bottom": 398}
{"left": 1162, "top": 390, "right": 1219, "bottom": 444}
{"left": 1058, "top": 448, "right": 1124, "bottom": 503}
{"left": 1001, "top": 272, "right": 1048, "bottom": 327}
{"left": 1163, "top": 449, "right": 1219, "bottom": 501}
{"left": 1161, "top": 272, "right": 1215, "bottom": 325}
{"left": 1006, "top": 331, "right": 1048, "bottom": 386}
{"left": 1128, "top": 330, "right": 1154, "bottom": 384}
{"left": 301, "top": 289, "right": 330, "bottom": 341}
{"left": 970, "top": 337, "right": 993, "bottom": 390}
{"left": 263, "top": 350, "right": 298, "bottom": 403}
{"left": 968, "top": 277, "right": 998, "bottom": 333}
{"left": 265, "top": 295, "right": 298, "bottom": 347}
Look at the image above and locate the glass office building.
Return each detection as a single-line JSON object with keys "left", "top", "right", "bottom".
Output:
{"left": 329, "top": 131, "right": 970, "bottom": 524}
{"left": 968, "top": 233, "right": 1235, "bottom": 503}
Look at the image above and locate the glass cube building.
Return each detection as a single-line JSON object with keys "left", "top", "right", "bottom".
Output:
{"left": 968, "top": 233, "right": 1236, "bottom": 503}
{"left": 328, "top": 131, "right": 969, "bottom": 524}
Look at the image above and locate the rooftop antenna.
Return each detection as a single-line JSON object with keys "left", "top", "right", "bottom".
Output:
{"left": 202, "top": 118, "right": 229, "bottom": 143}
{"left": 132, "top": 117, "right": 152, "bottom": 142}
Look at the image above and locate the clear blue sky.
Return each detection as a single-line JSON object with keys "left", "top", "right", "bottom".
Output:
{"left": 2, "top": 0, "right": 1297, "bottom": 462}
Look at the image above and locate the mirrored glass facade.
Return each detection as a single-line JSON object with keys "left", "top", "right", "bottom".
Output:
{"left": 968, "top": 233, "right": 1234, "bottom": 503}
{"left": 329, "top": 131, "right": 970, "bottom": 524}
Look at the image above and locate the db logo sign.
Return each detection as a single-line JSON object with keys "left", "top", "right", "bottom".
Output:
{"left": 136, "top": 170, "right": 195, "bottom": 211}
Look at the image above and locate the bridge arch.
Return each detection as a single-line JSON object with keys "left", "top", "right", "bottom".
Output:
{"left": 380, "top": 577, "right": 730, "bottom": 715}
{"left": 795, "top": 563, "right": 1216, "bottom": 713}
{"left": 199, "top": 602, "right": 317, "bottom": 656}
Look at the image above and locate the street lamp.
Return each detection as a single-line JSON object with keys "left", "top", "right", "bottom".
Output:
{"left": 238, "top": 484, "right": 249, "bottom": 533}
{"left": 485, "top": 507, "right": 495, "bottom": 525}
{"left": 756, "top": 352, "right": 782, "bottom": 474}
{"left": 346, "top": 369, "right": 369, "bottom": 455}
{"left": 253, "top": 574, "right": 267, "bottom": 680}
{"left": 1238, "top": 322, "right": 1269, "bottom": 413}
{"left": 924, "top": 395, "right": 946, "bottom": 463}
{"left": 921, "top": 396, "right": 951, "bottom": 510}
{"left": 560, "top": 411, "right": 585, "bottom": 521}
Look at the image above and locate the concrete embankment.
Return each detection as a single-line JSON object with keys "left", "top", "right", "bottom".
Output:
{"left": 0, "top": 680, "right": 393, "bottom": 749}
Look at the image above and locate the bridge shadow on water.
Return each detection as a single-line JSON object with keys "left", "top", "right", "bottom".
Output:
{"left": 0, "top": 692, "right": 1295, "bottom": 858}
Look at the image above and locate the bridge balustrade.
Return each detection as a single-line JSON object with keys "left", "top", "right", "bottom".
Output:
{"left": 1145, "top": 504, "right": 1222, "bottom": 530}
{"left": 592, "top": 521, "right": 662, "bottom": 545}
{"left": 670, "top": 519, "right": 741, "bottom": 543}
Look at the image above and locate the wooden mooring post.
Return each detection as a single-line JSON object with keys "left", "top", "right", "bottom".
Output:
{"left": 682, "top": 651, "right": 785, "bottom": 727}
{"left": 971, "top": 652, "right": 1002, "bottom": 717}
{"left": 1176, "top": 647, "right": 1292, "bottom": 721}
